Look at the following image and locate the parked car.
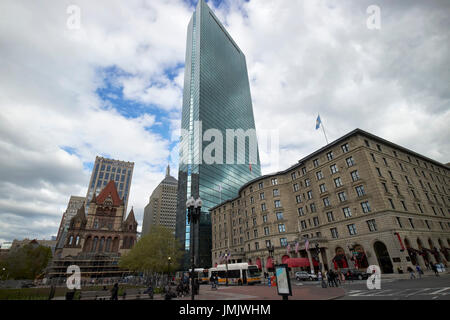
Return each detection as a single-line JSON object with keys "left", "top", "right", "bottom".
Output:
{"left": 344, "top": 269, "right": 370, "bottom": 280}
{"left": 295, "top": 271, "right": 318, "bottom": 281}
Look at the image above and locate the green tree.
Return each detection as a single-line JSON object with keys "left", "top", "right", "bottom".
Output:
{"left": 1, "top": 244, "right": 52, "bottom": 280}
{"left": 119, "top": 226, "right": 183, "bottom": 275}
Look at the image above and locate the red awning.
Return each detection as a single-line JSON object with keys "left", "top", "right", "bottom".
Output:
{"left": 256, "top": 258, "right": 262, "bottom": 270}
{"left": 266, "top": 257, "right": 274, "bottom": 269}
{"left": 286, "top": 258, "right": 318, "bottom": 268}
{"left": 282, "top": 255, "right": 290, "bottom": 264}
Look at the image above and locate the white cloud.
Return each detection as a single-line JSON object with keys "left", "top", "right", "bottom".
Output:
{"left": 0, "top": 0, "right": 449, "bottom": 242}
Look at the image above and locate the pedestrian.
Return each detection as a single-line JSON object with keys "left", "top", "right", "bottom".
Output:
{"left": 318, "top": 271, "right": 322, "bottom": 282}
{"left": 333, "top": 271, "right": 339, "bottom": 287}
{"left": 327, "top": 270, "right": 334, "bottom": 287}
{"left": 415, "top": 265, "right": 422, "bottom": 279}
{"left": 110, "top": 283, "right": 119, "bottom": 300}
{"left": 431, "top": 263, "right": 439, "bottom": 277}
{"left": 407, "top": 266, "right": 415, "bottom": 279}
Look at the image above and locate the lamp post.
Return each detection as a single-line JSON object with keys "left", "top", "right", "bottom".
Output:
{"left": 267, "top": 244, "right": 274, "bottom": 277}
{"left": 186, "top": 196, "right": 202, "bottom": 301}
{"left": 167, "top": 256, "right": 172, "bottom": 285}
{"left": 225, "top": 250, "right": 229, "bottom": 286}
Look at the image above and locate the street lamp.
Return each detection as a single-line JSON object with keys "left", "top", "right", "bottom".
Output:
{"left": 167, "top": 256, "right": 172, "bottom": 285}
{"left": 267, "top": 244, "right": 275, "bottom": 277}
{"left": 186, "top": 196, "right": 202, "bottom": 301}
{"left": 225, "top": 250, "right": 229, "bottom": 286}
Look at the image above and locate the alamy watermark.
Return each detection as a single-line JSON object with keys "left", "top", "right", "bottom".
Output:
{"left": 366, "top": 265, "right": 382, "bottom": 290}
{"left": 66, "top": 5, "right": 81, "bottom": 30}
{"left": 366, "top": 5, "right": 381, "bottom": 30}
{"left": 66, "top": 265, "right": 81, "bottom": 290}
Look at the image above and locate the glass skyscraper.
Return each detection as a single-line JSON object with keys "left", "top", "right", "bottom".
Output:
{"left": 175, "top": 0, "right": 261, "bottom": 269}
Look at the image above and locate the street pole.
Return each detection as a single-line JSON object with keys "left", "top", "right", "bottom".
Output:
{"left": 225, "top": 251, "right": 229, "bottom": 286}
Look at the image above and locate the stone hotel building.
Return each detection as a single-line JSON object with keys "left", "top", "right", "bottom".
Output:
{"left": 210, "top": 129, "right": 450, "bottom": 274}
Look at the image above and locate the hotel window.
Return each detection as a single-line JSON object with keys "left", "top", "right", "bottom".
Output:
{"left": 250, "top": 186, "right": 253, "bottom": 193}
{"left": 322, "top": 197, "right": 330, "bottom": 207}
{"left": 301, "top": 220, "right": 307, "bottom": 229}
{"left": 293, "top": 183, "right": 299, "bottom": 192}
{"left": 327, "top": 211, "right": 335, "bottom": 222}
{"left": 351, "top": 170, "right": 360, "bottom": 182}
{"left": 276, "top": 212, "right": 284, "bottom": 220}
{"left": 401, "top": 200, "right": 408, "bottom": 211}
{"left": 259, "top": 182, "right": 264, "bottom": 189}
{"left": 341, "top": 143, "right": 349, "bottom": 153}
{"left": 307, "top": 190, "right": 313, "bottom": 200}
{"left": 278, "top": 224, "right": 286, "bottom": 233}
{"left": 334, "top": 177, "right": 343, "bottom": 187}
{"left": 396, "top": 217, "right": 403, "bottom": 228}
{"left": 347, "top": 224, "right": 357, "bottom": 235}
{"left": 361, "top": 201, "right": 371, "bottom": 213}
{"left": 395, "top": 185, "right": 401, "bottom": 195}
{"left": 260, "top": 192, "right": 265, "bottom": 200}
{"left": 382, "top": 183, "right": 388, "bottom": 193}
{"left": 367, "top": 219, "right": 377, "bottom": 232}
{"left": 343, "top": 207, "right": 352, "bottom": 218}
{"left": 250, "top": 196, "right": 254, "bottom": 204}
{"left": 280, "top": 238, "right": 288, "bottom": 247}
{"left": 263, "top": 215, "right": 268, "bottom": 223}
{"left": 355, "top": 185, "right": 366, "bottom": 197}
{"left": 388, "top": 171, "right": 394, "bottom": 179}
{"left": 291, "top": 172, "right": 297, "bottom": 180}
{"left": 271, "top": 178, "right": 278, "bottom": 185}
{"left": 298, "top": 207, "right": 305, "bottom": 216}
{"left": 316, "top": 171, "right": 324, "bottom": 180}
{"left": 376, "top": 167, "right": 382, "bottom": 177}
{"left": 408, "top": 218, "right": 415, "bottom": 229}
{"left": 405, "top": 176, "right": 411, "bottom": 185}
{"left": 254, "top": 229, "right": 258, "bottom": 237}
{"left": 274, "top": 200, "right": 282, "bottom": 208}
{"left": 330, "top": 228, "right": 339, "bottom": 239}
{"left": 383, "top": 158, "right": 388, "bottom": 166}
{"left": 296, "top": 195, "right": 302, "bottom": 204}
{"left": 370, "top": 153, "right": 376, "bottom": 162}
{"left": 302, "top": 167, "right": 307, "bottom": 175}
{"left": 338, "top": 191, "right": 347, "bottom": 202}
{"left": 376, "top": 144, "right": 382, "bottom": 152}
{"left": 273, "top": 189, "right": 280, "bottom": 197}
{"left": 319, "top": 184, "right": 326, "bottom": 193}
{"left": 310, "top": 203, "right": 317, "bottom": 213}
{"left": 330, "top": 164, "right": 338, "bottom": 174}
{"left": 266, "top": 240, "right": 272, "bottom": 248}
{"left": 364, "top": 140, "right": 370, "bottom": 147}
{"left": 313, "top": 217, "right": 320, "bottom": 226}
{"left": 305, "top": 179, "right": 311, "bottom": 187}
{"left": 261, "top": 203, "right": 267, "bottom": 211}
{"left": 251, "top": 207, "right": 255, "bottom": 215}
{"left": 388, "top": 198, "right": 395, "bottom": 210}
{"left": 346, "top": 157, "right": 355, "bottom": 167}
{"left": 425, "top": 220, "right": 431, "bottom": 229}
{"left": 264, "top": 227, "right": 270, "bottom": 235}
{"left": 393, "top": 150, "right": 398, "bottom": 157}
{"left": 313, "top": 159, "right": 319, "bottom": 167}
{"left": 327, "top": 151, "right": 334, "bottom": 161}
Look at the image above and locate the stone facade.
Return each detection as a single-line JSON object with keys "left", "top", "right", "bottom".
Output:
{"left": 49, "top": 181, "right": 137, "bottom": 280}
{"left": 210, "top": 129, "right": 450, "bottom": 273}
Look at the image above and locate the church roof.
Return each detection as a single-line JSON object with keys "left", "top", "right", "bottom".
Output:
{"left": 124, "top": 207, "right": 137, "bottom": 225}
{"left": 96, "top": 180, "right": 123, "bottom": 206}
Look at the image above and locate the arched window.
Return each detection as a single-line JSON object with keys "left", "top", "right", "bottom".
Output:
{"left": 75, "top": 236, "right": 80, "bottom": 246}
{"left": 68, "top": 235, "right": 74, "bottom": 246}
{"left": 105, "top": 238, "right": 112, "bottom": 252}
{"left": 92, "top": 237, "right": 98, "bottom": 252}
{"left": 99, "top": 237, "right": 105, "bottom": 252}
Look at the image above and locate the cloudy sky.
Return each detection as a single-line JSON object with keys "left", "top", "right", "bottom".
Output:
{"left": 0, "top": 0, "right": 449, "bottom": 244}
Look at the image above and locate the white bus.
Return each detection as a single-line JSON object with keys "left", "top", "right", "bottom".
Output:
{"left": 208, "top": 263, "right": 261, "bottom": 285}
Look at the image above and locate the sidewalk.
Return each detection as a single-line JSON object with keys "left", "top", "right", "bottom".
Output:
{"left": 172, "top": 284, "right": 345, "bottom": 300}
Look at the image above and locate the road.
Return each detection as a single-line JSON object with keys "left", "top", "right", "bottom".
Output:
{"left": 291, "top": 274, "right": 450, "bottom": 300}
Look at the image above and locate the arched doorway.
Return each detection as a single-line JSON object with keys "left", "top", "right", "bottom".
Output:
{"left": 404, "top": 238, "right": 417, "bottom": 265}
{"left": 428, "top": 238, "right": 441, "bottom": 263}
{"left": 373, "top": 241, "right": 393, "bottom": 274}
{"left": 438, "top": 239, "right": 449, "bottom": 261}
{"left": 332, "top": 247, "right": 349, "bottom": 270}
{"left": 417, "top": 238, "right": 430, "bottom": 266}
{"left": 352, "top": 244, "right": 369, "bottom": 269}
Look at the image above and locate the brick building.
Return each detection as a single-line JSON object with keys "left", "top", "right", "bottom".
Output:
{"left": 210, "top": 129, "right": 450, "bottom": 274}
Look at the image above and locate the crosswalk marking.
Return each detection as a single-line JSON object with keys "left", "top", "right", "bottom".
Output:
{"left": 348, "top": 287, "right": 450, "bottom": 297}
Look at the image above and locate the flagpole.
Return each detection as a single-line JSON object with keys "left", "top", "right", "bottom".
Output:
{"left": 321, "top": 123, "right": 329, "bottom": 145}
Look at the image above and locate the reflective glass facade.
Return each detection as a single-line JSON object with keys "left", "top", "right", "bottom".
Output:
{"left": 175, "top": 0, "right": 261, "bottom": 269}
